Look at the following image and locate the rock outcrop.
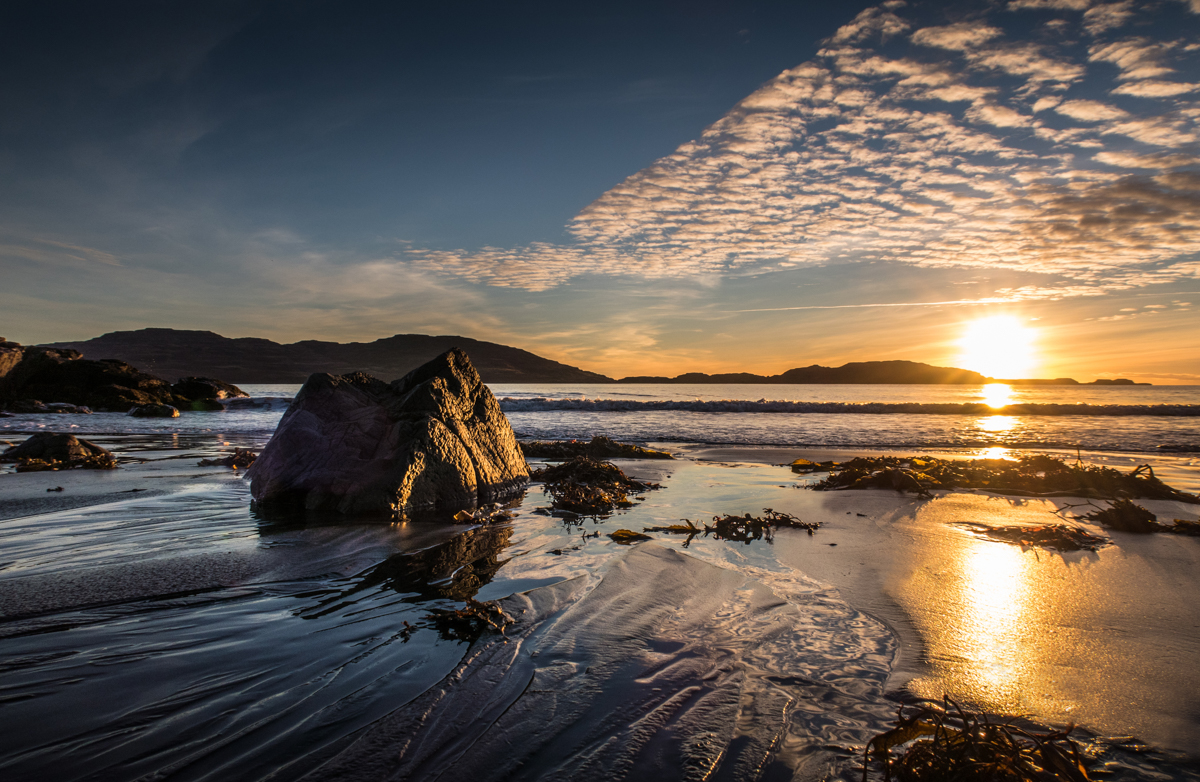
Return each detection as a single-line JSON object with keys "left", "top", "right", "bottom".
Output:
{"left": 128, "top": 403, "right": 180, "bottom": 418}
{"left": 248, "top": 348, "right": 529, "bottom": 516}
{"left": 0, "top": 340, "right": 247, "bottom": 412}
{"left": 1, "top": 432, "right": 117, "bottom": 471}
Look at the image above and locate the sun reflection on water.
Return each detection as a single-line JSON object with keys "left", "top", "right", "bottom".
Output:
{"left": 956, "top": 542, "right": 1034, "bottom": 701}
{"left": 979, "top": 416, "right": 1015, "bottom": 434}
{"left": 981, "top": 383, "right": 1013, "bottom": 408}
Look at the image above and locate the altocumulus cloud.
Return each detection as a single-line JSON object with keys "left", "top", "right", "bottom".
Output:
{"left": 409, "top": 0, "right": 1200, "bottom": 298}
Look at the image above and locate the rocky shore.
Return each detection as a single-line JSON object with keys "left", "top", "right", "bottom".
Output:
{"left": 0, "top": 336, "right": 247, "bottom": 413}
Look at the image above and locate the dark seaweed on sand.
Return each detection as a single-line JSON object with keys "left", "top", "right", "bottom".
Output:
{"left": 809, "top": 455, "right": 1198, "bottom": 504}
{"left": 647, "top": 508, "right": 820, "bottom": 545}
{"left": 530, "top": 456, "right": 660, "bottom": 516}
{"left": 960, "top": 523, "right": 1109, "bottom": 552}
{"left": 864, "top": 698, "right": 1090, "bottom": 782}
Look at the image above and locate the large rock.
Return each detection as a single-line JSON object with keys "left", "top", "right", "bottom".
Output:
{"left": 248, "top": 349, "right": 529, "bottom": 516}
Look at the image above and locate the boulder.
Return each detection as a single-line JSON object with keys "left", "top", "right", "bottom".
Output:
{"left": 171, "top": 376, "right": 248, "bottom": 401}
{"left": 1, "top": 432, "right": 117, "bottom": 471}
{"left": 0, "top": 343, "right": 245, "bottom": 413}
{"left": 128, "top": 403, "right": 180, "bottom": 418}
{"left": 248, "top": 348, "right": 529, "bottom": 516}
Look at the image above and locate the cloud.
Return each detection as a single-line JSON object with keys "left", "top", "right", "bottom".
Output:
{"left": 1008, "top": 0, "right": 1092, "bottom": 9}
{"left": 409, "top": 1, "right": 1200, "bottom": 303}
{"left": 1054, "top": 99, "right": 1130, "bottom": 121}
{"left": 912, "top": 24, "right": 1002, "bottom": 51}
{"left": 1111, "top": 79, "right": 1199, "bottom": 96}
{"left": 1083, "top": 2, "right": 1135, "bottom": 35}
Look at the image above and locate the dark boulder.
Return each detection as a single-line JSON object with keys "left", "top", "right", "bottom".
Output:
{"left": 248, "top": 348, "right": 529, "bottom": 516}
{"left": 1, "top": 432, "right": 117, "bottom": 471}
{"left": 0, "top": 342, "right": 244, "bottom": 413}
{"left": 128, "top": 403, "right": 180, "bottom": 418}
{"left": 171, "top": 376, "right": 248, "bottom": 401}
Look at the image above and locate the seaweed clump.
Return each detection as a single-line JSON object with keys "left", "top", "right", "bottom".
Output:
{"left": 522, "top": 436, "right": 673, "bottom": 460}
{"left": 962, "top": 523, "right": 1109, "bottom": 552}
{"left": 809, "top": 455, "right": 1198, "bottom": 504}
{"left": 198, "top": 448, "right": 257, "bottom": 469}
{"left": 531, "top": 456, "right": 659, "bottom": 516}
{"left": 423, "top": 599, "right": 512, "bottom": 644}
{"left": 865, "top": 698, "right": 1089, "bottom": 782}
{"left": 646, "top": 508, "right": 820, "bottom": 545}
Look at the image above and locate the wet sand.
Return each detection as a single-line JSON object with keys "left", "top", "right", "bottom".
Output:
{"left": 1, "top": 449, "right": 1199, "bottom": 779}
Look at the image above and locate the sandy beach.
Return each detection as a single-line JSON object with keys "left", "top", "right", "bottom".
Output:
{"left": 2, "top": 439, "right": 1199, "bottom": 781}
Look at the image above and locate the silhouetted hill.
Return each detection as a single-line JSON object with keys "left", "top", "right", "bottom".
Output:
{"left": 620, "top": 361, "right": 992, "bottom": 384}
{"left": 44, "top": 329, "right": 613, "bottom": 384}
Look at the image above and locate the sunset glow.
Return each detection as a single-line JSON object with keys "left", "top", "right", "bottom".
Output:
{"left": 958, "top": 317, "right": 1037, "bottom": 381}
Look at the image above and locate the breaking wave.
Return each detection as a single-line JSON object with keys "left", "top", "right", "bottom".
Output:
{"left": 497, "top": 398, "right": 1200, "bottom": 417}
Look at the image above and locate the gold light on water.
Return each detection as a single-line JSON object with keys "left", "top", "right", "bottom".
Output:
{"left": 958, "top": 316, "right": 1037, "bottom": 380}
{"left": 981, "top": 383, "right": 1013, "bottom": 409}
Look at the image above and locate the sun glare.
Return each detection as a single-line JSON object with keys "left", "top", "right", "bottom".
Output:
{"left": 957, "top": 316, "right": 1037, "bottom": 380}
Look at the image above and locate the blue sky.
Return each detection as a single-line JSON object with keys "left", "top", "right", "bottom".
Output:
{"left": 2, "top": 0, "right": 1198, "bottom": 381}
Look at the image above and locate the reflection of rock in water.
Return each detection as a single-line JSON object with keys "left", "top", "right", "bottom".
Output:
{"left": 304, "top": 544, "right": 899, "bottom": 782}
{"left": 298, "top": 525, "right": 511, "bottom": 610}
{"left": 363, "top": 524, "right": 513, "bottom": 601}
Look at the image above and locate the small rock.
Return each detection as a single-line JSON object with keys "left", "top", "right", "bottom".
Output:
{"left": 128, "top": 404, "right": 180, "bottom": 418}
{"left": 1, "top": 432, "right": 117, "bottom": 471}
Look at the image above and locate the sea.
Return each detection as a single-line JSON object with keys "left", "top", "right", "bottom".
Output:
{"left": 5, "top": 381, "right": 1200, "bottom": 453}
{"left": 1, "top": 382, "right": 1199, "bottom": 781}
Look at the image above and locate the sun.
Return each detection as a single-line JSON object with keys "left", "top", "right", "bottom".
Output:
{"left": 957, "top": 316, "right": 1037, "bottom": 380}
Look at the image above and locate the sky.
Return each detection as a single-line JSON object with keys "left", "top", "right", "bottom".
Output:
{"left": 1, "top": 0, "right": 1198, "bottom": 383}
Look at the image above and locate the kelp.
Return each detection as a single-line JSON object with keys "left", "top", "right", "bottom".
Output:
{"left": 198, "top": 447, "right": 257, "bottom": 469}
{"left": 646, "top": 508, "right": 821, "bottom": 545}
{"left": 960, "top": 523, "right": 1109, "bottom": 552}
{"left": 531, "top": 456, "right": 660, "bottom": 516}
{"left": 1082, "top": 498, "right": 1164, "bottom": 534}
{"left": 808, "top": 455, "right": 1198, "bottom": 504}
{"left": 521, "top": 435, "right": 673, "bottom": 460}
{"left": 609, "top": 529, "right": 653, "bottom": 544}
{"left": 422, "top": 599, "right": 512, "bottom": 644}
{"left": 10, "top": 454, "right": 117, "bottom": 472}
{"left": 864, "top": 698, "right": 1089, "bottom": 782}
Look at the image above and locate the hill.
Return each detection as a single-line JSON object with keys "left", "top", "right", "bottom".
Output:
{"left": 44, "top": 329, "right": 613, "bottom": 384}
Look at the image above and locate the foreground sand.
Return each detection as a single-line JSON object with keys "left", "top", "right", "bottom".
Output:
{"left": 2, "top": 448, "right": 1199, "bottom": 779}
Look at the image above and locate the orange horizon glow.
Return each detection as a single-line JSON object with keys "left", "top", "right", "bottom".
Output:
{"left": 957, "top": 316, "right": 1038, "bottom": 380}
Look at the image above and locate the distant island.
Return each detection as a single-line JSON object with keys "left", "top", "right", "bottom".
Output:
{"left": 44, "top": 329, "right": 611, "bottom": 384}
{"left": 41, "top": 329, "right": 1148, "bottom": 386}
{"left": 618, "top": 361, "right": 1148, "bottom": 386}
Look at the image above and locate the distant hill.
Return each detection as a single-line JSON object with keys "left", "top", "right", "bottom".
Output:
{"left": 44, "top": 329, "right": 613, "bottom": 384}
{"left": 620, "top": 361, "right": 992, "bottom": 384}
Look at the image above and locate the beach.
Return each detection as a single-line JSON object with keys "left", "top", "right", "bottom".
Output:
{"left": 2, "top": 386, "right": 1200, "bottom": 780}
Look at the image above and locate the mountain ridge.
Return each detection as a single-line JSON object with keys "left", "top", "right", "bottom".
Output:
{"left": 43, "top": 329, "right": 612, "bottom": 384}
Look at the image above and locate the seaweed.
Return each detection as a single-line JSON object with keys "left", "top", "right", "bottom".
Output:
{"left": 864, "top": 698, "right": 1089, "bottom": 782}
{"left": 809, "top": 455, "right": 1198, "bottom": 504}
{"left": 531, "top": 456, "right": 660, "bottom": 516}
{"left": 198, "top": 448, "right": 257, "bottom": 469}
{"left": 649, "top": 508, "right": 821, "bottom": 545}
{"left": 423, "top": 599, "right": 512, "bottom": 643}
{"left": 1082, "top": 498, "right": 1164, "bottom": 533}
{"left": 960, "top": 523, "right": 1109, "bottom": 552}
{"left": 609, "top": 529, "right": 653, "bottom": 543}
